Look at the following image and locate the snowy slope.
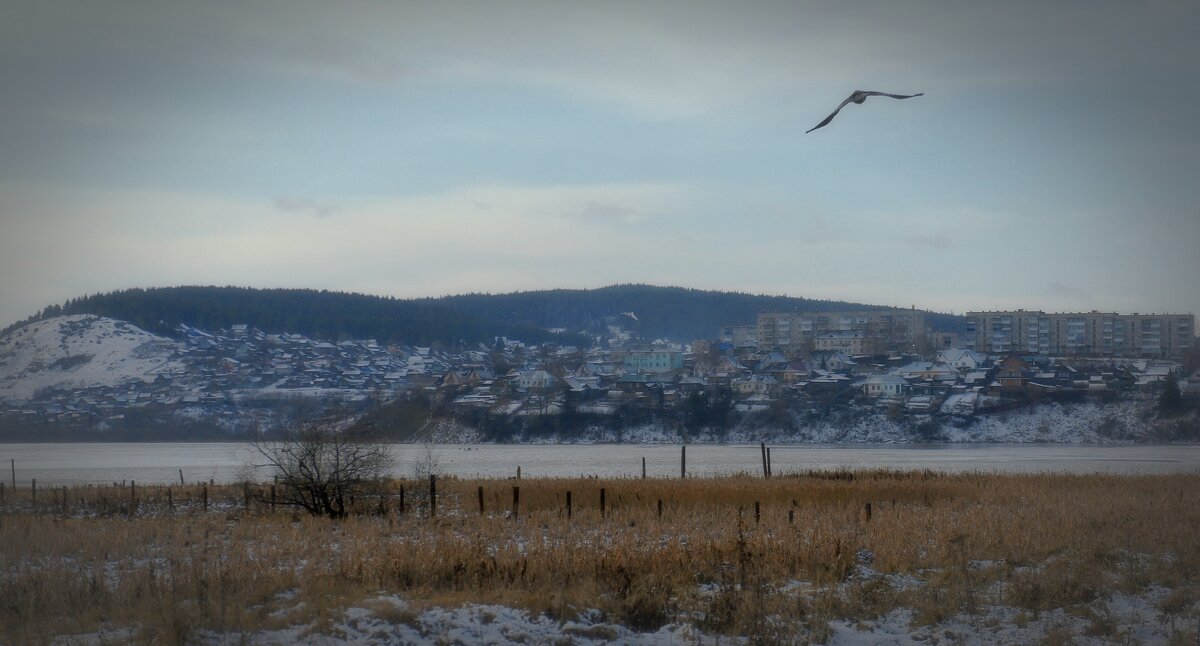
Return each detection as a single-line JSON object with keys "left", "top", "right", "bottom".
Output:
{"left": 0, "top": 315, "right": 182, "bottom": 401}
{"left": 418, "top": 399, "right": 1184, "bottom": 445}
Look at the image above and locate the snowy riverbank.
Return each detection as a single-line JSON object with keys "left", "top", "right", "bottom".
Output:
{"left": 417, "top": 399, "right": 1198, "bottom": 445}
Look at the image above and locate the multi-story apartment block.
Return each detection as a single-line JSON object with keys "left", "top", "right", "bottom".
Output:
{"left": 965, "top": 310, "right": 1195, "bottom": 359}
{"left": 719, "top": 324, "right": 758, "bottom": 349}
{"left": 756, "top": 308, "right": 927, "bottom": 354}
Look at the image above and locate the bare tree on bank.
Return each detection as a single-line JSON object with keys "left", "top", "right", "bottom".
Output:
{"left": 252, "top": 417, "right": 391, "bottom": 519}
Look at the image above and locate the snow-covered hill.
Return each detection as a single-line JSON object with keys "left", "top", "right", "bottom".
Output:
{"left": 0, "top": 315, "right": 182, "bottom": 401}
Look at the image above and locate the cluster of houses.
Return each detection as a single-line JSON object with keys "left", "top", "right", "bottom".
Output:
{"left": 4, "top": 318, "right": 1198, "bottom": 429}
{"left": 2, "top": 323, "right": 468, "bottom": 426}
{"left": 442, "top": 342, "right": 1198, "bottom": 420}
{"left": 858, "top": 350, "right": 1193, "bottom": 416}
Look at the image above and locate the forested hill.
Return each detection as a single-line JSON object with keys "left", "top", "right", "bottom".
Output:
{"left": 424, "top": 284, "right": 956, "bottom": 341}
{"left": 12, "top": 285, "right": 965, "bottom": 346}
{"left": 19, "top": 287, "right": 582, "bottom": 348}
{"left": 426, "top": 285, "right": 965, "bottom": 340}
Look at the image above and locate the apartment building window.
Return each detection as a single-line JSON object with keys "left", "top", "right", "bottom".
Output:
{"left": 1140, "top": 320, "right": 1162, "bottom": 354}
{"left": 1065, "top": 318, "right": 1086, "bottom": 352}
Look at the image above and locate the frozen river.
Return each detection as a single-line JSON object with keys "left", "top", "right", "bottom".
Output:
{"left": 3, "top": 442, "right": 1199, "bottom": 486}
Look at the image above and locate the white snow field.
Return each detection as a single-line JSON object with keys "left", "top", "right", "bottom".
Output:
{"left": 0, "top": 315, "right": 181, "bottom": 401}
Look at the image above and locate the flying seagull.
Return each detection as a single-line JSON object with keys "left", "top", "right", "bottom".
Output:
{"left": 620, "top": 311, "right": 638, "bottom": 321}
{"left": 806, "top": 90, "right": 924, "bottom": 134}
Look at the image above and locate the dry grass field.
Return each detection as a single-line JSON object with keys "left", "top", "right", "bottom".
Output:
{"left": 2, "top": 470, "right": 1199, "bottom": 644}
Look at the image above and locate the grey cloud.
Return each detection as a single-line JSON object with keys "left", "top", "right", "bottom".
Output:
{"left": 273, "top": 197, "right": 338, "bottom": 218}
{"left": 4, "top": 1, "right": 1198, "bottom": 153}
{"left": 0, "top": 1, "right": 1170, "bottom": 125}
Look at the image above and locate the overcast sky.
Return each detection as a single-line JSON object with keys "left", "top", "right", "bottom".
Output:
{"left": 2, "top": 1, "right": 1198, "bottom": 329}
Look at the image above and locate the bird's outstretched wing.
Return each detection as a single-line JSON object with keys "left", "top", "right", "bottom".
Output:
{"left": 857, "top": 90, "right": 924, "bottom": 100}
{"left": 805, "top": 95, "right": 858, "bottom": 134}
{"left": 805, "top": 90, "right": 924, "bottom": 134}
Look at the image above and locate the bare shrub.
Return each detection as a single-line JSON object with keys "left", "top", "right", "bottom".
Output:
{"left": 411, "top": 441, "right": 441, "bottom": 480}
{"left": 252, "top": 417, "right": 390, "bottom": 519}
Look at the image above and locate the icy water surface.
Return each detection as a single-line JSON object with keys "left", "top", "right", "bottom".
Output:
{"left": 2, "top": 443, "right": 1198, "bottom": 486}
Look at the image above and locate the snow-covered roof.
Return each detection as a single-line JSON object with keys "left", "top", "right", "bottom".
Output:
{"left": 865, "top": 374, "right": 908, "bottom": 385}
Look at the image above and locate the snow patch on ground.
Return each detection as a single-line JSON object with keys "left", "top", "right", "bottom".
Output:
{"left": 827, "top": 589, "right": 1195, "bottom": 645}
{"left": 139, "top": 586, "right": 1198, "bottom": 645}
{"left": 0, "top": 315, "right": 182, "bottom": 401}
{"left": 44, "top": 556, "right": 1200, "bottom": 644}
{"left": 193, "top": 596, "right": 722, "bottom": 645}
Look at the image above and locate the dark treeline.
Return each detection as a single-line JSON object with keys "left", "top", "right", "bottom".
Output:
{"left": 9, "top": 284, "right": 965, "bottom": 345}
{"left": 22, "top": 287, "right": 584, "bottom": 348}
{"left": 427, "top": 284, "right": 966, "bottom": 340}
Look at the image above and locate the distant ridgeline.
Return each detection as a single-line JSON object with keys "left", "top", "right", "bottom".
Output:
{"left": 14, "top": 285, "right": 965, "bottom": 346}
{"left": 423, "top": 285, "right": 966, "bottom": 340}
{"left": 17, "top": 287, "right": 577, "bottom": 348}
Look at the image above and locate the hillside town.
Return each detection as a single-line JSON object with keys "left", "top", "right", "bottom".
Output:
{"left": 0, "top": 308, "right": 1197, "bottom": 438}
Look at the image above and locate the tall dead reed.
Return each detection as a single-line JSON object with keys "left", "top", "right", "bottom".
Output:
{"left": 2, "top": 471, "right": 1198, "bottom": 644}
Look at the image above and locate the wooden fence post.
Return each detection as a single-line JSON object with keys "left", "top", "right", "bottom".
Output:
{"left": 62, "top": 485, "right": 68, "bottom": 517}
{"left": 755, "top": 501, "right": 760, "bottom": 524}
{"left": 600, "top": 487, "right": 606, "bottom": 519}
{"left": 642, "top": 457, "right": 646, "bottom": 479}
{"left": 761, "top": 442, "right": 768, "bottom": 479}
{"left": 681, "top": 445, "right": 686, "bottom": 479}
{"left": 478, "top": 486, "right": 485, "bottom": 515}
{"left": 130, "top": 481, "right": 136, "bottom": 517}
{"left": 517, "top": 466, "right": 521, "bottom": 480}
{"left": 399, "top": 484, "right": 405, "bottom": 515}
{"left": 864, "top": 502, "right": 872, "bottom": 522}
{"left": 179, "top": 469, "right": 185, "bottom": 486}
{"left": 429, "top": 475, "right": 437, "bottom": 518}
{"left": 202, "top": 484, "right": 208, "bottom": 512}
{"left": 10, "top": 459, "right": 14, "bottom": 490}
{"left": 657, "top": 498, "right": 663, "bottom": 519}
{"left": 31, "top": 478, "right": 36, "bottom": 508}
{"left": 566, "top": 490, "right": 572, "bottom": 519}
{"left": 767, "top": 447, "right": 772, "bottom": 477}
{"left": 512, "top": 486, "right": 519, "bottom": 518}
